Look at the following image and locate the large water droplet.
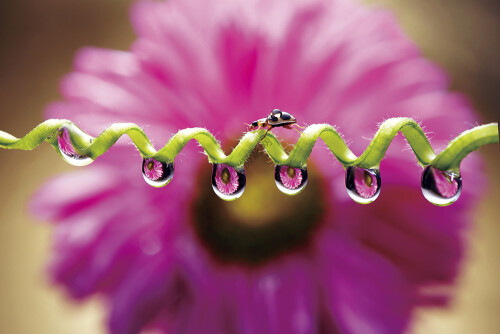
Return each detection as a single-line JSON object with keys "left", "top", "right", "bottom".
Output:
{"left": 345, "top": 166, "right": 381, "bottom": 204}
{"left": 212, "top": 164, "right": 246, "bottom": 201}
{"left": 142, "top": 158, "right": 174, "bottom": 187}
{"left": 274, "top": 165, "right": 308, "bottom": 195}
{"left": 421, "top": 165, "right": 462, "bottom": 206}
{"left": 57, "top": 126, "right": 93, "bottom": 166}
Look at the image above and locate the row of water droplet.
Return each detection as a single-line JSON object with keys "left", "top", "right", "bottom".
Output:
{"left": 57, "top": 127, "right": 462, "bottom": 206}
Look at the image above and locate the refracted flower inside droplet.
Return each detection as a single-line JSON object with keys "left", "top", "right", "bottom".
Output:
{"left": 212, "top": 164, "right": 246, "bottom": 200}
{"left": 345, "top": 166, "right": 381, "bottom": 204}
{"left": 57, "top": 126, "right": 93, "bottom": 167}
{"left": 274, "top": 165, "right": 308, "bottom": 195}
{"left": 142, "top": 158, "right": 174, "bottom": 187}
{"left": 421, "top": 165, "right": 462, "bottom": 206}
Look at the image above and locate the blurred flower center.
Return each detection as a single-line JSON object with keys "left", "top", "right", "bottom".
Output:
{"left": 363, "top": 170, "right": 373, "bottom": 187}
{"left": 220, "top": 167, "right": 231, "bottom": 184}
{"left": 191, "top": 149, "right": 326, "bottom": 265}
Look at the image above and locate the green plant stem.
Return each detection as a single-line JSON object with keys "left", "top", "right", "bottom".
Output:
{"left": 1, "top": 118, "right": 498, "bottom": 172}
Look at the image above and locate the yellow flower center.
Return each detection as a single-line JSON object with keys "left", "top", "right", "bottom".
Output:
{"left": 191, "top": 149, "right": 326, "bottom": 265}
{"left": 220, "top": 167, "right": 231, "bottom": 184}
{"left": 363, "top": 171, "right": 372, "bottom": 187}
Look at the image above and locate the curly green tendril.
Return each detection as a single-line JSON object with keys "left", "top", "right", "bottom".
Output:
{"left": 0, "top": 118, "right": 498, "bottom": 174}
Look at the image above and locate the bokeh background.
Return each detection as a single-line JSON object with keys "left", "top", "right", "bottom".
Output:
{"left": 0, "top": 0, "right": 498, "bottom": 333}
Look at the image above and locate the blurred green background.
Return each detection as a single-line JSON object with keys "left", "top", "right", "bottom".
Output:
{"left": 0, "top": 0, "right": 498, "bottom": 333}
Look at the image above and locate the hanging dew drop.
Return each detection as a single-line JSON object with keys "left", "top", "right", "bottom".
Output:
{"left": 274, "top": 165, "right": 308, "bottom": 195}
{"left": 211, "top": 164, "right": 246, "bottom": 201}
{"left": 421, "top": 165, "right": 462, "bottom": 206}
{"left": 345, "top": 166, "right": 381, "bottom": 204}
{"left": 142, "top": 158, "right": 174, "bottom": 187}
{"left": 57, "top": 126, "right": 93, "bottom": 167}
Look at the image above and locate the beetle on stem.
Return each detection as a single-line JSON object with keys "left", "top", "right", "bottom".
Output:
{"left": 249, "top": 109, "right": 303, "bottom": 137}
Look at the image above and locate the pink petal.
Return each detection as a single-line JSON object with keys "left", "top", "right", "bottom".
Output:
{"left": 30, "top": 167, "right": 121, "bottom": 221}
{"left": 218, "top": 257, "right": 319, "bottom": 334}
{"left": 108, "top": 251, "right": 180, "bottom": 334}
{"left": 317, "top": 232, "right": 413, "bottom": 334}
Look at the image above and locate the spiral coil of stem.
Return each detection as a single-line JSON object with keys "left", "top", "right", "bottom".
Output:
{"left": 0, "top": 118, "right": 498, "bottom": 174}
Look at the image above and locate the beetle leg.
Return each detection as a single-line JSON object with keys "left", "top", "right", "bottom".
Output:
{"left": 261, "top": 125, "right": 273, "bottom": 140}
{"left": 293, "top": 123, "right": 304, "bottom": 129}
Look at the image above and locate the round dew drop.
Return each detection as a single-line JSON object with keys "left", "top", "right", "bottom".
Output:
{"left": 421, "top": 165, "right": 462, "bottom": 206}
{"left": 274, "top": 165, "right": 308, "bottom": 195}
{"left": 142, "top": 158, "right": 174, "bottom": 187}
{"left": 345, "top": 166, "right": 381, "bottom": 204}
{"left": 211, "top": 164, "right": 246, "bottom": 201}
{"left": 57, "top": 126, "right": 93, "bottom": 167}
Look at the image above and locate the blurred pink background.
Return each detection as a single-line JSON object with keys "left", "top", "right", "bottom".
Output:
{"left": 0, "top": 0, "right": 499, "bottom": 333}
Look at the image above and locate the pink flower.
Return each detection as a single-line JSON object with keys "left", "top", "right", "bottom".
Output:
{"left": 353, "top": 168, "right": 379, "bottom": 199}
{"left": 57, "top": 127, "right": 78, "bottom": 157}
{"left": 213, "top": 164, "right": 242, "bottom": 196}
{"left": 31, "top": 0, "right": 484, "bottom": 333}
{"left": 142, "top": 158, "right": 164, "bottom": 181}
{"left": 431, "top": 167, "right": 460, "bottom": 198}
{"left": 279, "top": 167, "right": 303, "bottom": 189}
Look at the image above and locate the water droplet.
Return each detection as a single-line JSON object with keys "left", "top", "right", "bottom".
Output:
{"left": 274, "top": 165, "right": 308, "bottom": 195}
{"left": 345, "top": 166, "right": 381, "bottom": 204}
{"left": 57, "top": 126, "right": 93, "bottom": 166}
{"left": 421, "top": 165, "right": 462, "bottom": 206}
{"left": 212, "top": 164, "right": 246, "bottom": 200}
{"left": 142, "top": 158, "right": 174, "bottom": 187}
